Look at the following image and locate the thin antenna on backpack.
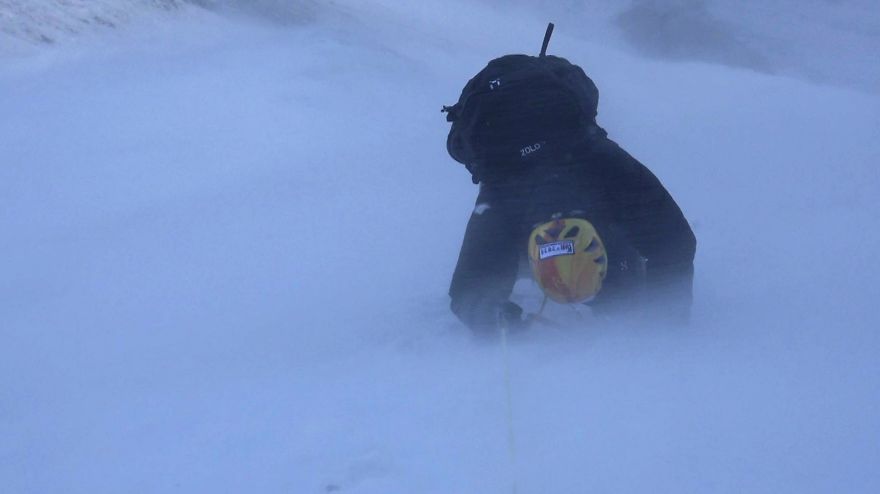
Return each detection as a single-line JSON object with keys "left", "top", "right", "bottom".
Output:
{"left": 539, "top": 22, "right": 555, "bottom": 57}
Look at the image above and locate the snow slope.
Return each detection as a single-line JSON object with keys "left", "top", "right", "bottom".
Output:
{"left": 0, "top": 0, "right": 189, "bottom": 52}
{"left": 1, "top": 1, "right": 879, "bottom": 493}
{"left": 615, "top": 0, "right": 880, "bottom": 93}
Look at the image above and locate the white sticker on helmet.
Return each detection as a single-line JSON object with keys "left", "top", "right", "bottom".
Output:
{"left": 539, "top": 240, "right": 575, "bottom": 260}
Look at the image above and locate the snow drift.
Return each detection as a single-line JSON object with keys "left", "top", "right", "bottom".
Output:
{"left": 1, "top": 1, "right": 878, "bottom": 493}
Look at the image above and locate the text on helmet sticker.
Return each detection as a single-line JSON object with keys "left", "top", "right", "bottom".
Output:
{"left": 539, "top": 240, "right": 575, "bottom": 260}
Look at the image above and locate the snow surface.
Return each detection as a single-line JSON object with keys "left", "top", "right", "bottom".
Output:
{"left": 2, "top": 1, "right": 879, "bottom": 493}
{"left": 0, "top": 0, "right": 188, "bottom": 52}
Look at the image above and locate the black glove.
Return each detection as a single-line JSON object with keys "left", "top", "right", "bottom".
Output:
{"left": 496, "top": 301, "right": 527, "bottom": 332}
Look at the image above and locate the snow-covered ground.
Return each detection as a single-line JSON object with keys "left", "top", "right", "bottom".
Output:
{"left": 0, "top": 0, "right": 188, "bottom": 52}
{"left": 2, "top": 1, "right": 879, "bottom": 493}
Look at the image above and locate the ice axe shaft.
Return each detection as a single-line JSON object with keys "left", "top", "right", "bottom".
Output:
{"left": 540, "top": 22, "right": 554, "bottom": 57}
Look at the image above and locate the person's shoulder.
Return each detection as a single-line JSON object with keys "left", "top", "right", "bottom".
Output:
{"left": 572, "top": 129, "right": 633, "bottom": 168}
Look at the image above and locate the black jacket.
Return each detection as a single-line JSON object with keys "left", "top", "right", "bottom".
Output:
{"left": 449, "top": 133, "right": 696, "bottom": 332}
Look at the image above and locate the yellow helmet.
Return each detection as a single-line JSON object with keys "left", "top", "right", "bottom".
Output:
{"left": 528, "top": 218, "right": 608, "bottom": 304}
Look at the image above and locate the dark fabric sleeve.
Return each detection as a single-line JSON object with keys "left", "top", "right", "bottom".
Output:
{"left": 449, "top": 185, "right": 522, "bottom": 332}
{"left": 595, "top": 141, "right": 697, "bottom": 321}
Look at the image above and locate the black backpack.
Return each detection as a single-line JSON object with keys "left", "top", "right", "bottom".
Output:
{"left": 443, "top": 24, "right": 601, "bottom": 183}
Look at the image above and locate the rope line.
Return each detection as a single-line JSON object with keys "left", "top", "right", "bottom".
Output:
{"left": 500, "top": 322, "right": 519, "bottom": 494}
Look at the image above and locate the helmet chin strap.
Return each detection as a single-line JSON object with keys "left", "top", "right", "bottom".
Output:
{"left": 524, "top": 294, "right": 565, "bottom": 329}
{"left": 538, "top": 293, "right": 549, "bottom": 316}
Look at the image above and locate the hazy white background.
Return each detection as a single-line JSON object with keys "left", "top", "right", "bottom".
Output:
{"left": 2, "top": 1, "right": 878, "bottom": 493}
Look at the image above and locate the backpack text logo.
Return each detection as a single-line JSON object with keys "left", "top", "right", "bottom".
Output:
{"left": 520, "top": 142, "right": 543, "bottom": 158}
